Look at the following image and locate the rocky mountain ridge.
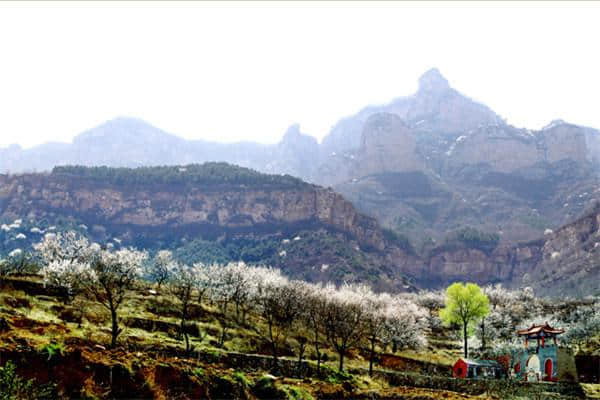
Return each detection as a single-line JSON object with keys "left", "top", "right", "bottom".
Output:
{"left": 3, "top": 69, "right": 599, "bottom": 246}
{"left": 2, "top": 69, "right": 600, "bottom": 294}
{"left": 1, "top": 164, "right": 599, "bottom": 295}
{"left": 0, "top": 164, "right": 417, "bottom": 291}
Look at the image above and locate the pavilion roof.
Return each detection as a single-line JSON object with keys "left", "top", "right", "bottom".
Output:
{"left": 517, "top": 322, "right": 564, "bottom": 336}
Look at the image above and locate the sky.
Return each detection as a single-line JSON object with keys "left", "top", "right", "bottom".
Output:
{"left": 1, "top": 1, "right": 599, "bottom": 149}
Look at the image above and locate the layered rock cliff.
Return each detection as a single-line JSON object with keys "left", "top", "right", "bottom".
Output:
{"left": 0, "top": 166, "right": 385, "bottom": 252}
{"left": 0, "top": 164, "right": 420, "bottom": 291}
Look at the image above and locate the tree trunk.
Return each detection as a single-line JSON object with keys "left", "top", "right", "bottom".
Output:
{"left": 297, "top": 342, "right": 306, "bottom": 377}
{"left": 369, "top": 337, "right": 376, "bottom": 376}
{"left": 110, "top": 305, "right": 119, "bottom": 348}
{"left": 480, "top": 318, "right": 486, "bottom": 351}
{"left": 463, "top": 321, "right": 468, "bottom": 358}
{"left": 338, "top": 350, "right": 344, "bottom": 372}
{"left": 315, "top": 340, "right": 321, "bottom": 376}
{"left": 219, "top": 325, "right": 227, "bottom": 348}
{"left": 268, "top": 321, "right": 278, "bottom": 369}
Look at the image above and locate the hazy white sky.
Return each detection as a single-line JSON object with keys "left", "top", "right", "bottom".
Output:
{"left": 1, "top": 1, "right": 599, "bottom": 148}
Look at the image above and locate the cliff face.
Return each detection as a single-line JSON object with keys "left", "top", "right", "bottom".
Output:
{"left": 446, "top": 122, "right": 589, "bottom": 174}
{"left": 2, "top": 70, "right": 599, "bottom": 248}
{"left": 2, "top": 167, "right": 598, "bottom": 295}
{"left": 527, "top": 206, "right": 600, "bottom": 295}
{"left": 394, "top": 203, "right": 600, "bottom": 296}
{"left": 0, "top": 172, "right": 385, "bottom": 252}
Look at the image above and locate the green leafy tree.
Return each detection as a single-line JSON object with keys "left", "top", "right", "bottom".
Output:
{"left": 439, "top": 282, "right": 490, "bottom": 358}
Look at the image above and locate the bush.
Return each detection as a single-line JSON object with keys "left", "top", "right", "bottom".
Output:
{"left": 190, "top": 367, "right": 205, "bottom": 381}
{"left": 282, "top": 385, "right": 315, "bottom": 400}
{"left": 252, "top": 374, "right": 286, "bottom": 399}
{"left": 0, "top": 360, "right": 55, "bottom": 400}
{"left": 232, "top": 370, "right": 252, "bottom": 388}
{"left": 38, "top": 342, "right": 65, "bottom": 361}
{"left": 320, "top": 365, "right": 354, "bottom": 385}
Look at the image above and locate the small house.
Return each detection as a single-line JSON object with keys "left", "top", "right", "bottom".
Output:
{"left": 453, "top": 358, "right": 505, "bottom": 379}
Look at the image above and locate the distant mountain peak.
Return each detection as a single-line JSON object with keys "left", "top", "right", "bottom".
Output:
{"left": 418, "top": 68, "right": 450, "bottom": 93}
{"left": 542, "top": 119, "right": 567, "bottom": 131}
{"left": 283, "top": 123, "right": 302, "bottom": 138}
{"left": 73, "top": 116, "right": 175, "bottom": 144}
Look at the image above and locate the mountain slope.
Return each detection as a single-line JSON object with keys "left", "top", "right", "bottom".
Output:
{"left": 0, "top": 163, "right": 414, "bottom": 291}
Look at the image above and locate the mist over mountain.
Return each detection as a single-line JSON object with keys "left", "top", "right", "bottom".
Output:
{"left": 3, "top": 69, "right": 600, "bottom": 295}
{"left": 3, "top": 69, "right": 600, "bottom": 247}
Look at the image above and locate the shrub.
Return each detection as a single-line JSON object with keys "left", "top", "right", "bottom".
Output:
{"left": 232, "top": 371, "right": 252, "bottom": 388}
{"left": 191, "top": 367, "right": 205, "bottom": 380}
{"left": 38, "top": 342, "right": 65, "bottom": 361}
{"left": 282, "top": 385, "right": 315, "bottom": 400}
{"left": 0, "top": 360, "right": 55, "bottom": 400}
{"left": 252, "top": 374, "right": 285, "bottom": 399}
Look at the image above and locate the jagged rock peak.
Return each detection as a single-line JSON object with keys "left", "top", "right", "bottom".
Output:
{"left": 280, "top": 123, "right": 318, "bottom": 146}
{"left": 282, "top": 123, "right": 302, "bottom": 139}
{"left": 418, "top": 68, "right": 450, "bottom": 93}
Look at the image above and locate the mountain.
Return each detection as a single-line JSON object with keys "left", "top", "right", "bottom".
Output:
{"left": 0, "top": 117, "right": 318, "bottom": 181}
{"left": 2, "top": 163, "right": 597, "bottom": 296}
{"left": 319, "top": 68, "right": 502, "bottom": 159}
{"left": 315, "top": 70, "right": 600, "bottom": 246}
{"left": 2, "top": 69, "right": 600, "bottom": 294}
{"left": 0, "top": 164, "right": 415, "bottom": 292}
{"left": 4, "top": 69, "right": 599, "bottom": 246}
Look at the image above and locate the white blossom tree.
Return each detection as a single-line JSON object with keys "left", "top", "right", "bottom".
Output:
{"left": 37, "top": 232, "right": 100, "bottom": 302}
{"left": 35, "top": 231, "right": 96, "bottom": 266}
{"left": 252, "top": 271, "right": 305, "bottom": 367}
{"left": 323, "top": 283, "right": 368, "bottom": 372}
{"left": 167, "top": 262, "right": 204, "bottom": 353}
{"left": 381, "top": 297, "right": 428, "bottom": 353}
{"left": 303, "top": 283, "right": 331, "bottom": 375}
{"left": 81, "top": 248, "right": 147, "bottom": 348}
{"left": 146, "top": 250, "right": 175, "bottom": 289}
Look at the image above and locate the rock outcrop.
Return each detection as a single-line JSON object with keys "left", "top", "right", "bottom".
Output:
{"left": 0, "top": 168, "right": 385, "bottom": 252}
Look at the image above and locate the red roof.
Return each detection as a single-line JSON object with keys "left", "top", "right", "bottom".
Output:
{"left": 517, "top": 322, "right": 564, "bottom": 336}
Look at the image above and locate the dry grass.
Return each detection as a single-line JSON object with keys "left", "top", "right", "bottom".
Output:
{"left": 582, "top": 384, "right": 600, "bottom": 399}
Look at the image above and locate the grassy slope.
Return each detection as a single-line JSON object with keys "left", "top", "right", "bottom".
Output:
{"left": 0, "top": 275, "right": 489, "bottom": 399}
{"left": 1, "top": 275, "right": 594, "bottom": 399}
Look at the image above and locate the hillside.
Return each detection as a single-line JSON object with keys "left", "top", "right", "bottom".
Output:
{"left": 0, "top": 164, "right": 414, "bottom": 292}
{"left": 2, "top": 163, "right": 600, "bottom": 295}
{"left": 0, "top": 270, "right": 595, "bottom": 399}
